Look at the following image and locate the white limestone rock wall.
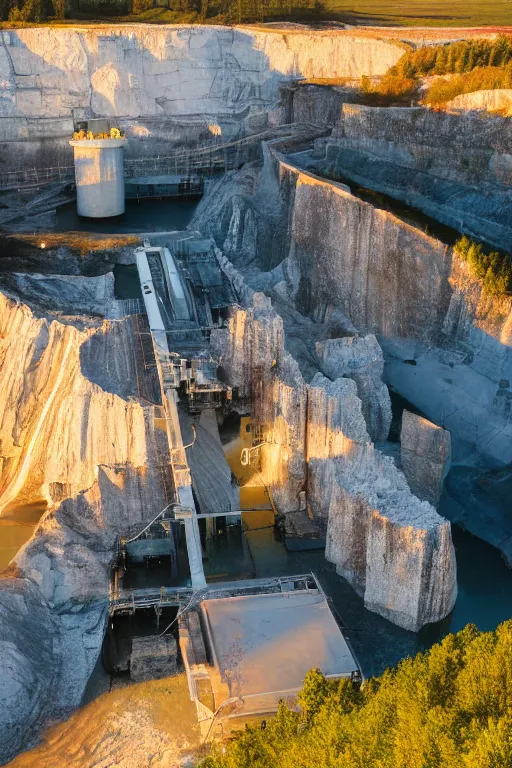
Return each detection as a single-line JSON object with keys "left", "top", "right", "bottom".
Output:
{"left": 197, "top": 147, "right": 511, "bottom": 464}
{"left": 290, "top": 83, "right": 352, "bottom": 127}
{"left": 0, "top": 460, "right": 170, "bottom": 765}
{"left": 400, "top": 410, "right": 451, "bottom": 508}
{"left": 0, "top": 26, "right": 404, "bottom": 169}
{"left": 446, "top": 89, "right": 512, "bottom": 116}
{"left": 316, "top": 334, "right": 392, "bottom": 443}
{"left": 328, "top": 104, "right": 512, "bottom": 186}
{"left": 0, "top": 289, "right": 171, "bottom": 763}
{"left": 193, "top": 147, "right": 453, "bottom": 343}
{"left": 274, "top": 152, "right": 453, "bottom": 343}
{"left": 1, "top": 272, "right": 116, "bottom": 316}
{"left": 384, "top": 257, "right": 512, "bottom": 465}
{"left": 0, "top": 292, "right": 154, "bottom": 514}
{"left": 211, "top": 289, "right": 457, "bottom": 632}
{"left": 211, "top": 292, "right": 307, "bottom": 513}
{"left": 323, "top": 445, "right": 456, "bottom": 632}
{"left": 0, "top": 578, "right": 59, "bottom": 764}
{"left": 318, "top": 104, "right": 512, "bottom": 251}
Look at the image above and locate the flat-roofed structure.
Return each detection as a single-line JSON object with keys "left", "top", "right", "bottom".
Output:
{"left": 179, "top": 575, "right": 360, "bottom": 738}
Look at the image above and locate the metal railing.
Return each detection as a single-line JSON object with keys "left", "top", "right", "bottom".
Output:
{"left": 1, "top": 122, "right": 324, "bottom": 191}
{"left": 1, "top": 165, "right": 74, "bottom": 189}
{"left": 110, "top": 298, "right": 145, "bottom": 318}
{"left": 109, "top": 584, "right": 194, "bottom": 614}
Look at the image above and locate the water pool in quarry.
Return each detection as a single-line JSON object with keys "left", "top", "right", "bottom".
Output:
{"left": 55, "top": 197, "right": 199, "bottom": 234}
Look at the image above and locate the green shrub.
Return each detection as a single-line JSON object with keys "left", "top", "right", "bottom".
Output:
{"left": 52, "top": 0, "right": 65, "bottom": 16}
{"left": 358, "top": 72, "right": 419, "bottom": 105}
{"left": 379, "top": 36, "right": 512, "bottom": 107}
{"left": 200, "top": 621, "right": 512, "bottom": 768}
{"left": 8, "top": 0, "right": 43, "bottom": 20}
{"left": 424, "top": 62, "right": 512, "bottom": 105}
{"left": 454, "top": 236, "right": 512, "bottom": 296}
{"left": 132, "top": 0, "right": 153, "bottom": 13}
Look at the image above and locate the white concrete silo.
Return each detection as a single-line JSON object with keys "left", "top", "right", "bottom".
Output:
{"left": 69, "top": 138, "right": 126, "bottom": 218}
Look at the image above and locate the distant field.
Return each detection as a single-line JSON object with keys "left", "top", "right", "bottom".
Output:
{"left": 0, "top": 0, "right": 511, "bottom": 29}
{"left": 321, "top": 0, "right": 512, "bottom": 28}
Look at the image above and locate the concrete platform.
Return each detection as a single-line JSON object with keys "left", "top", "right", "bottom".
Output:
{"left": 200, "top": 587, "right": 358, "bottom": 715}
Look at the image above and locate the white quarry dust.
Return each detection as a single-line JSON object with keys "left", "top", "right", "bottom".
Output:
{"left": 4, "top": 674, "right": 201, "bottom": 768}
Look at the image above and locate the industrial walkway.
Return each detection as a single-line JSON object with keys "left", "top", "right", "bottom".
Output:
{"left": 0, "top": 123, "right": 324, "bottom": 191}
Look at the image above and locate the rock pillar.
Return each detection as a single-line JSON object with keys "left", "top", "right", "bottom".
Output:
{"left": 401, "top": 410, "right": 452, "bottom": 508}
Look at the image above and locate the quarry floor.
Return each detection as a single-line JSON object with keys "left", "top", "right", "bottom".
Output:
{"left": 3, "top": 673, "right": 201, "bottom": 768}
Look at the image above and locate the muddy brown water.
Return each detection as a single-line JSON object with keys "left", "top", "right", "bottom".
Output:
{"left": 0, "top": 501, "right": 47, "bottom": 571}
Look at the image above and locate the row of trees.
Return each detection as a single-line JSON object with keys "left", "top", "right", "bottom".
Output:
{"left": 455, "top": 236, "right": 512, "bottom": 297}
{"left": 201, "top": 621, "right": 512, "bottom": 768}
{"left": 2, "top": 0, "right": 64, "bottom": 20}
{"left": 359, "top": 36, "right": 512, "bottom": 108}
{"left": 391, "top": 36, "right": 512, "bottom": 79}
{"left": 3, "top": 0, "right": 320, "bottom": 22}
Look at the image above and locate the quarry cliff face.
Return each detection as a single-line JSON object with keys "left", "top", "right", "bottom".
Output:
{"left": 0, "top": 293, "right": 152, "bottom": 514}
{"left": 192, "top": 145, "right": 512, "bottom": 465}
{"left": 446, "top": 88, "right": 512, "bottom": 116}
{"left": 193, "top": 145, "right": 453, "bottom": 344}
{"left": 317, "top": 103, "right": 512, "bottom": 252}
{"left": 0, "top": 291, "right": 170, "bottom": 764}
{"left": 0, "top": 26, "right": 404, "bottom": 169}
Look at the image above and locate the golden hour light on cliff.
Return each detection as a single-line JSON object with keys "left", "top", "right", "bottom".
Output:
{"left": 0, "top": 15, "right": 511, "bottom": 768}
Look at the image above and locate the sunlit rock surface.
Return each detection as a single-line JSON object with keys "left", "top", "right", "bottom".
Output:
{"left": 211, "top": 288, "right": 457, "bottom": 632}
{"left": 193, "top": 145, "right": 512, "bottom": 465}
{"left": 0, "top": 293, "right": 152, "bottom": 514}
{"left": 323, "top": 447, "right": 456, "bottom": 632}
{"left": 446, "top": 88, "right": 512, "bottom": 116}
{"left": 0, "top": 26, "right": 404, "bottom": 169}
{"left": 0, "top": 291, "right": 171, "bottom": 763}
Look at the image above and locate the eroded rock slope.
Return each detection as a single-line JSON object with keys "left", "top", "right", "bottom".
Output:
{"left": 0, "top": 292, "right": 169, "bottom": 764}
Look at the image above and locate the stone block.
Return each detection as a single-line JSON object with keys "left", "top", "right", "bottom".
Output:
{"left": 401, "top": 410, "right": 451, "bottom": 508}
{"left": 16, "top": 88, "right": 42, "bottom": 117}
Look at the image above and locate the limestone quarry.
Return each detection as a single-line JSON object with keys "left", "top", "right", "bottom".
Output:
{"left": 0, "top": 22, "right": 510, "bottom": 767}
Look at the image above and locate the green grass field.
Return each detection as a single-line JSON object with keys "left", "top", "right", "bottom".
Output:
{"left": 1, "top": 0, "right": 511, "bottom": 28}
{"left": 321, "top": 0, "right": 512, "bottom": 28}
